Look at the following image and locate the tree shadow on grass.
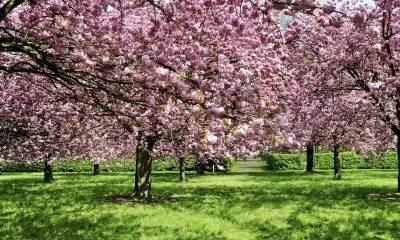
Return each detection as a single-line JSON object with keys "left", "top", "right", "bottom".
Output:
{"left": 1, "top": 171, "right": 400, "bottom": 239}
{"left": 368, "top": 193, "right": 400, "bottom": 201}
{"left": 298, "top": 170, "right": 330, "bottom": 175}
{"left": 109, "top": 194, "right": 187, "bottom": 205}
{"left": 155, "top": 182, "right": 400, "bottom": 239}
{"left": 250, "top": 202, "right": 400, "bottom": 240}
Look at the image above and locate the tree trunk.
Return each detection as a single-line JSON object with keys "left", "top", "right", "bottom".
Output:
{"left": 134, "top": 137, "right": 155, "bottom": 199}
{"left": 306, "top": 144, "right": 314, "bottom": 173}
{"left": 196, "top": 163, "right": 204, "bottom": 175}
{"left": 397, "top": 135, "right": 400, "bottom": 192}
{"left": 333, "top": 143, "right": 341, "bottom": 180}
{"left": 179, "top": 157, "right": 186, "bottom": 182}
{"left": 44, "top": 159, "right": 53, "bottom": 183}
{"left": 195, "top": 153, "right": 204, "bottom": 175}
{"left": 93, "top": 163, "right": 100, "bottom": 175}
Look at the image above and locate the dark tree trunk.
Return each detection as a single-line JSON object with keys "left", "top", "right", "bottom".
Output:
{"left": 93, "top": 163, "right": 100, "bottom": 175}
{"left": 333, "top": 143, "right": 341, "bottom": 180}
{"left": 196, "top": 163, "right": 205, "bottom": 175}
{"left": 134, "top": 137, "right": 155, "bottom": 199}
{"left": 134, "top": 143, "right": 139, "bottom": 194}
{"left": 195, "top": 153, "right": 204, "bottom": 175}
{"left": 44, "top": 159, "right": 53, "bottom": 183}
{"left": 397, "top": 136, "right": 400, "bottom": 192}
{"left": 306, "top": 144, "right": 314, "bottom": 173}
{"left": 179, "top": 157, "right": 186, "bottom": 181}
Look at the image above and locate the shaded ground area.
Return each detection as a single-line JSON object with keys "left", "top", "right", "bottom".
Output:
{"left": 0, "top": 162, "right": 399, "bottom": 240}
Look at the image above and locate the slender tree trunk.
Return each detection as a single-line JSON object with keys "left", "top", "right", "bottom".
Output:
{"left": 333, "top": 143, "right": 341, "bottom": 180}
{"left": 306, "top": 144, "right": 314, "bottom": 173}
{"left": 134, "top": 143, "right": 139, "bottom": 194}
{"left": 197, "top": 163, "right": 204, "bottom": 175}
{"left": 179, "top": 157, "right": 186, "bottom": 182}
{"left": 397, "top": 135, "right": 400, "bottom": 192}
{"left": 134, "top": 137, "right": 155, "bottom": 199}
{"left": 44, "top": 158, "right": 53, "bottom": 183}
{"left": 93, "top": 163, "right": 100, "bottom": 175}
{"left": 195, "top": 153, "right": 204, "bottom": 175}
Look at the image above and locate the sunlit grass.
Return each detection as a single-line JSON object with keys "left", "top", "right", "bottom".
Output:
{"left": 1, "top": 162, "right": 399, "bottom": 239}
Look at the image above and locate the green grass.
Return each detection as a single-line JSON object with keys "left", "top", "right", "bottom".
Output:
{"left": 1, "top": 161, "right": 400, "bottom": 240}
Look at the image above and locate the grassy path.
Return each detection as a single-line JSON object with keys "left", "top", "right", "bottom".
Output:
{"left": 230, "top": 160, "right": 267, "bottom": 172}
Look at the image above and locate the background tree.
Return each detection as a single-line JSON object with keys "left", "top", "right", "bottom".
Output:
{"left": 284, "top": 3, "right": 396, "bottom": 180}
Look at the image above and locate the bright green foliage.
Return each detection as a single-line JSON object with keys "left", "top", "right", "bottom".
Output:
{"left": 261, "top": 153, "right": 303, "bottom": 171}
{"left": 0, "top": 159, "right": 132, "bottom": 173}
{"left": 314, "top": 152, "right": 369, "bottom": 169}
{"left": 0, "top": 155, "right": 232, "bottom": 173}
{"left": 0, "top": 156, "right": 200, "bottom": 173}
{"left": 367, "top": 152, "right": 398, "bottom": 169}
{"left": 153, "top": 156, "right": 196, "bottom": 171}
{"left": 1, "top": 161, "right": 399, "bottom": 240}
{"left": 262, "top": 152, "right": 397, "bottom": 171}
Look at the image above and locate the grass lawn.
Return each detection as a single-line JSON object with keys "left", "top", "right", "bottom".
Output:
{"left": 1, "top": 161, "right": 400, "bottom": 240}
